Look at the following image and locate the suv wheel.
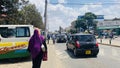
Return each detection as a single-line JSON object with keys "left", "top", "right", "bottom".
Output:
{"left": 67, "top": 46, "right": 70, "bottom": 51}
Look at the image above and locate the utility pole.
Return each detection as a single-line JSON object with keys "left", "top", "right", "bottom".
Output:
{"left": 44, "top": 0, "right": 48, "bottom": 38}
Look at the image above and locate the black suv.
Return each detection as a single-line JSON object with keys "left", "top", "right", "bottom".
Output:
{"left": 56, "top": 34, "right": 67, "bottom": 43}
{"left": 66, "top": 33, "right": 99, "bottom": 57}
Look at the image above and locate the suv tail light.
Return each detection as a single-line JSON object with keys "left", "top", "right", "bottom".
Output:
{"left": 76, "top": 41, "right": 80, "bottom": 48}
{"left": 96, "top": 42, "right": 99, "bottom": 47}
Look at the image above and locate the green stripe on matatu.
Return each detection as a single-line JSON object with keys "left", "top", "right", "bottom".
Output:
{"left": 0, "top": 49, "right": 30, "bottom": 59}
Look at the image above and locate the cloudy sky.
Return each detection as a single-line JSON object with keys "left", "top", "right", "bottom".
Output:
{"left": 29, "top": 0, "right": 120, "bottom": 32}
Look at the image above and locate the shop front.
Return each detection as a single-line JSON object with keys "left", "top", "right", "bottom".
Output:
{"left": 97, "top": 25, "right": 120, "bottom": 38}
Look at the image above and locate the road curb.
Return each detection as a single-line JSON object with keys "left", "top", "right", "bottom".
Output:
{"left": 98, "top": 43, "right": 120, "bottom": 48}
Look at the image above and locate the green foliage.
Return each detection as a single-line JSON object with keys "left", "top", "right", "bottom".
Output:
{"left": 84, "top": 12, "right": 97, "bottom": 33}
{"left": 0, "top": 0, "right": 44, "bottom": 29}
{"left": 0, "top": 0, "right": 4, "bottom": 14}
{"left": 75, "top": 19, "right": 87, "bottom": 32}
{"left": 73, "top": 12, "right": 97, "bottom": 33}
{"left": 84, "top": 12, "right": 97, "bottom": 20}
{"left": 69, "top": 29, "right": 77, "bottom": 34}
{"left": 0, "top": 0, "right": 19, "bottom": 24}
{"left": 20, "top": 4, "right": 43, "bottom": 29}
{"left": 84, "top": 12, "right": 97, "bottom": 27}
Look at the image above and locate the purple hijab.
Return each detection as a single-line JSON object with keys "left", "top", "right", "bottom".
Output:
{"left": 28, "top": 29, "right": 44, "bottom": 59}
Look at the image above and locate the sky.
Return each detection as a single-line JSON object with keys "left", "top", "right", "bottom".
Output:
{"left": 29, "top": 0, "right": 120, "bottom": 32}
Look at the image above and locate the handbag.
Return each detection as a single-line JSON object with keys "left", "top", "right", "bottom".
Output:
{"left": 42, "top": 51, "right": 48, "bottom": 61}
{"left": 40, "top": 38, "right": 48, "bottom": 61}
{"left": 40, "top": 38, "right": 46, "bottom": 52}
{"left": 41, "top": 44, "right": 45, "bottom": 52}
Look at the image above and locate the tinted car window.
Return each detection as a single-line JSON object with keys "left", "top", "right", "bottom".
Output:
{"left": 0, "top": 27, "right": 15, "bottom": 38}
{"left": 0, "top": 27, "right": 30, "bottom": 38}
{"left": 60, "top": 35, "right": 65, "bottom": 38}
{"left": 57, "top": 34, "right": 66, "bottom": 39}
{"left": 77, "top": 35, "right": 95, "bottom": 42}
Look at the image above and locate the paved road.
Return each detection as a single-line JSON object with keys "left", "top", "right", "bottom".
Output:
{"left": 0, "top": 42, "right": 120, "bottom": 68}
{"left": 54, "top": 43, "right": 120, "bottom": 68}
{"left": 41, "top": 44, "right": 65, "bottom": 68}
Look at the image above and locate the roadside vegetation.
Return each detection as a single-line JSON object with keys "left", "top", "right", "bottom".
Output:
{"left": 69, "top": 12, "right": 97, "bottom": 34}
{"left": 0, "top": 0, "right": 44, "bottom": 29}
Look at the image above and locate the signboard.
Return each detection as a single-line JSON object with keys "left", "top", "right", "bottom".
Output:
{"left": 78, "top": 15, "right": 104, "bottom": 21}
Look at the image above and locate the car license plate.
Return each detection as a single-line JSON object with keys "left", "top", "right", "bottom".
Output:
{"left": 85, "top": 50, "right": 91, "bottom": 54}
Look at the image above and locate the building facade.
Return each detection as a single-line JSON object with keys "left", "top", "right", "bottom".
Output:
{"left": 97, "top": 19, "right": 120, "bottom": 35}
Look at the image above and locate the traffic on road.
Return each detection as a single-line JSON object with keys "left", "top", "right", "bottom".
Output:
{"left": 54, "top": 43, "right": 120, "bottom": 68}
{"left": 1, "top": 0, "right": 120, "bottom": 68}
{"left": 0, "top": 40, "right": 120, "bottom": 68}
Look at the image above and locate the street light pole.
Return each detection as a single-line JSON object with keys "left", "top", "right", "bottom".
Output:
{"left": 44, "top": 0, "right": 48, "bottom": 38}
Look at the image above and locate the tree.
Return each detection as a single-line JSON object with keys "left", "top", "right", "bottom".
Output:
{"left": 0, "top": 0, "right": 4, "bottom": 15}
{"left": 0, "top": 0, "right": 44, "bottom": 29}
{"left": 0, "top": 0, "right": 23, "bottom": 24}
{"left": 75, "top": 19, "right": 87, "bottom": 32}
{"left": 20, "top": 4, "right": 43, "bottom": 29}
{"left": 84, "top": 12, "right": 97, "bottom": 33}
{"left": 1, "top": 0, "right": 19, "bottom": 24}
{"left": 71, "top": 12, "right": 97, "bottom": 34}
{"left": 69, "top": 29, "right": 77, "bottom": 34}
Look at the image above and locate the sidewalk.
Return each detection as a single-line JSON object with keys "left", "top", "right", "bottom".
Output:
{"left": 97, "top": 38, "right": 120, "bottom": 47}
{"left": 41, "top": 40, "right": 65, "bottom": 68}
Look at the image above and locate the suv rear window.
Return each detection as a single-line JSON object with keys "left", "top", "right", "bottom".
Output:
{"left": 76, "top": 35, "right": 95, "bottom": 42}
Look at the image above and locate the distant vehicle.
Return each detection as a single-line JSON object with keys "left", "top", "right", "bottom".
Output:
{"left": 56, "top": 34, "right": 67, "bottom": 43}
{"left": 66, "top": 33, "right": 99, "bottom": 57}
{"left": 0, "top": 25, "right": 34, "bottom": 59}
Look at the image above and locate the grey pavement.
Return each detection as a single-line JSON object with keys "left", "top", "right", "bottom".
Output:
{"left": 97, "top": 36, "right": 120, "bottom": 47}
{"left": 42, "top": 38, "right": 120, "bottom": 68}
{"left": 41, "top": 40, "right": 65, "bottom": 68}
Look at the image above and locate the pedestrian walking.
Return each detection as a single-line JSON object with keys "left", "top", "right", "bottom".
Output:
{"left": 27, "top": 28, "right": 47, "bottom": 68}
{"left": 52, "top": 34, "right": 56, "bottom": 44}
{"left": 47, "top": 34, "right": 50, "bottom": 44}
{"left": 109, "top": 32, "right": 114, "bottom": 39}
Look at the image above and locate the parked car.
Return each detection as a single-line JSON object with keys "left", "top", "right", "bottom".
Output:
{"left": 66, "top": 33, "right": 99, "bottom": 57}
{"left": 56, "top": 34, "right": 67, "bottom": 43}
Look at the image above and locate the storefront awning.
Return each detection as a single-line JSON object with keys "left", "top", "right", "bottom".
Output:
{"left": 97, "top": 25, "right": 120, "bottom": 29}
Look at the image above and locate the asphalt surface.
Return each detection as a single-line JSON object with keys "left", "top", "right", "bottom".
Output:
{"left": 54, "top": 43, "right": 120, "bottom": 68}
{"left": 0, "top": 39, "right": 120, "bottom": 68}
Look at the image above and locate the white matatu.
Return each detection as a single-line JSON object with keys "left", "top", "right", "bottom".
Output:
{"left": 0, "top": 25, "right": 34, "bottom": 59}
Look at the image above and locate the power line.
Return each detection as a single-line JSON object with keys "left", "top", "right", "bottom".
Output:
{"left": 49, "top": 2, "right": 120, "bottom": 5}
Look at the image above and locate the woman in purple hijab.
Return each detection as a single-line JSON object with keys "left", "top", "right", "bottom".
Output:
{"left": 28, "top": 28, "right": 47, "bottom": 68}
